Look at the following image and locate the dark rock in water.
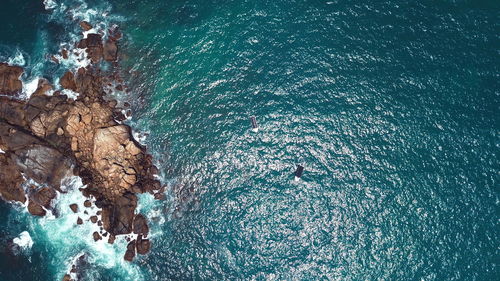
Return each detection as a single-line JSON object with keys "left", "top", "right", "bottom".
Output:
{"left": 101, "top": 193, "right": 137, "bottom": 235}
{"left": 97, "top": 220, "right": 102, "bottom": 226}
{"left": 62, "top": 274, "right": 72, "bottom": 281}
{"left": 90, "top": 216, "right": 98, "bottom": 223}
{"left": 28, "top": 200, "right": 46, "bottom": 216}
{"left": 70, "top": 204, "right": 78, "bottom": 213}
{"left": 78, "top": 34, "right": 103, "bottom": 63}
{"left": 60, "top": 71, "right": 77, "bottom": 91}
{"left": 92, "top": 232, "right": 101, "bottom": 241}
{"left": 0, "top": 63, "right": 23, "bottom": 96}
{"left": 108, "top": 234, "right": 115, "bottom": 244}
{"left": 79, "top": 21, "right": 93, "bottom": 31}
{"left": 124, "top": 240, "right": 136, "bottom": 261}
{"left": 136, "top": 235, "right": 151, "bottom": 255}
{"left": 103, "top": 40, "right": 118, "bottom": 62}
{"left": 77, "top": 217, "right": 83, "bottom": 225}
{"left": 154, "top": 193, "right": 166, "bottom": 200}
{"left": 133, "top": 214, "right": 149, "bottom": 236}
{"left": 83, "top": 200, "right": 91, "bottom": 208}
{"left": 31, "top": 187, "right": 56, "bottom": 208}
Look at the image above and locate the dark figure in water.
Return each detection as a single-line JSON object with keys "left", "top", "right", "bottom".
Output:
{"left": 294, "top": 165, "right": 304, "bottom": 181}
{"left": 250, "top": 116, "right": 258, "bottom": 132}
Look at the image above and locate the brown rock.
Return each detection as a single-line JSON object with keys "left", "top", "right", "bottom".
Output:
{"left": 90, "top": 215, "right": 98, "bottom": 223}
{"left": 78, "top": 34, "right": 103, "bottom": 63}
{"left": 0, "top": 63, "right": 23, "bottom": 95}
{"left": 133, "top": 214, "right": 149, "bottom": 236}
{"left": 101, "top": 193, "right": 137, "bottom": 235}
{"left": 0, "top": 154, "right": 26, "bottom": 203}
{"left": 84, "top": 200, "right": 91, "bottom": 207}
{"left": 31, "top": 78, "right": 52, "bottom": 97}
{"left": 70, "top": 204, "right": 78, "bottom": 213}
{"left": 77, "top": 217, "right": 83, "bottom": 225}
{"left": 31, "top": 187, "right": 57, "bottom": 208}
{"left": 108, "top": 234, "right": 115, "bottom": 244}
{"left": 62, "top": 274, "right": 72, "bottom": 281}
{"left": 124, "top": 240, "right": 136, "bottom": 261}
{"left": 92, "top": 231, "right": 101, "bottom": 241}
{"left": 11, "top": 145, "right": 73, "bottom": 190}
{"left": 60, "top": 71, "right": 77, "bottom": 91}
{"left": 136, "top": 235, "right": 151, "bottom": 255}
{"left": 28, "top": 200, "right": 46, "bottom": 216}
{"left": 80, "top": 21, "right": 93, "bottom": 31}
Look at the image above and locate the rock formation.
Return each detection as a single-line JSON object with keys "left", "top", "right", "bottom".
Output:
{"left": 0, "top": 23, "right": 162, "bottom": 262}
{"left": 0, "top": 63, "right": 23, "bottom": 95}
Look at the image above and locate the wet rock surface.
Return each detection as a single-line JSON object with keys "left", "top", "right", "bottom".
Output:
{"left": 0, "top": 23, "right": 163, "bottom": 262}
{"left": 0, "top": 63, "right": 23, "bottom": 95}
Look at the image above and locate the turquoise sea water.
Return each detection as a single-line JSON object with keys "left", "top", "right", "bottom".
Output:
{"left": 0, "top": 0, "right": 499, "bottom": 280}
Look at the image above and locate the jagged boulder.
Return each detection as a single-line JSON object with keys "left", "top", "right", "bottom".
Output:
{"left": 60, "top": 71, "right": 77, "bottom": 91}
{"left": 31, "top": 187, "right": 57, "bottom": 208}
{"left": 0, "top": 153, "right": 26, "bottom": 203}
{"left": 101, "top": 192, "right": 137, "bottom": 235}
{"left": 136, "top": 235, "right": 151, "bottom": 255}
{"left": 124, "top": 240, "right": 136, "bottom": 261}
{"left": 28, "top": 200, "right": 46, "bottom": 216}
{"left": 133, "top": 214, "right": 149, "bottom": 236}
{"left": 0, "top": 63, "right": 23, "bottom": 95}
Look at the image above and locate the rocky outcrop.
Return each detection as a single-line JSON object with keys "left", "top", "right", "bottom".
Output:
{"left": 136, "top": 235, "right": 151, "bottom": 255}
{"left": 0, "top": 63, "right": 23, "bottom": 95}
{"left": 0, "top": 153, "right": 26, "bottom": 203}
{"left": 60, "top": 71, "right": 77, "bottom": 91}
{"left": 79, "top": 21, "right": 93, "bottom": 31}
{"left": 0, "top": 23, "right": 162, "bottom": 262}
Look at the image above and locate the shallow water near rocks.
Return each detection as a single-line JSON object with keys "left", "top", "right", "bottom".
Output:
{"left": 1, "top": 0, "right": 499, "bottom": 280}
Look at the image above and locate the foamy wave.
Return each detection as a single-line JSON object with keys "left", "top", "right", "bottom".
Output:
{"left": 13, "top": 231, "right": 34, "bottom": 250}
{"left": 28, "top": 176, "right": 145, "bottom": 280}
{"left": 7, "top": 49, "right": 26, "bottom": 66}
{"left": 22, "top": 78, "right": 40, "bottom": 98}
{"left": 43, "top": 0, "right": 57, "bottom": 10}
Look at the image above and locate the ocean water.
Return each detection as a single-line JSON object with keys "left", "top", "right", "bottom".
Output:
{"left": 0, "top": 0, "right": 499, "bottom": 280}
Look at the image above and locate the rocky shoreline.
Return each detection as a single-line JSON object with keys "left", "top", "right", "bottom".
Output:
{"left": 0, "top": 21, "right": 163, "bottom": 266}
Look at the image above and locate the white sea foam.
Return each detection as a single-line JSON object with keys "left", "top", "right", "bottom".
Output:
{"left": 26, "top": 176, "right": 145, "bottom": 280}
{"left": 22, "top": 78, "right": 40, "bottom": 98}
{"left": 43, "top": 0, "right": 57, "bottom": 10}
{"left": 13, "top": 231, "right": 34, "bottom": 250}
{"left": 61, "top": 89, "right": 80, "bottom": 100}
{"left": 0, "top": 148, "right": 4, "bottom": 154}
{"left": 7, "top": 49, "right": 26, "bottom": 66}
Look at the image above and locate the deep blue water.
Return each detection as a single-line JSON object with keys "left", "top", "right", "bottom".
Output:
{"left": 0, "top": 0, "right": 499, "bottom": 280}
